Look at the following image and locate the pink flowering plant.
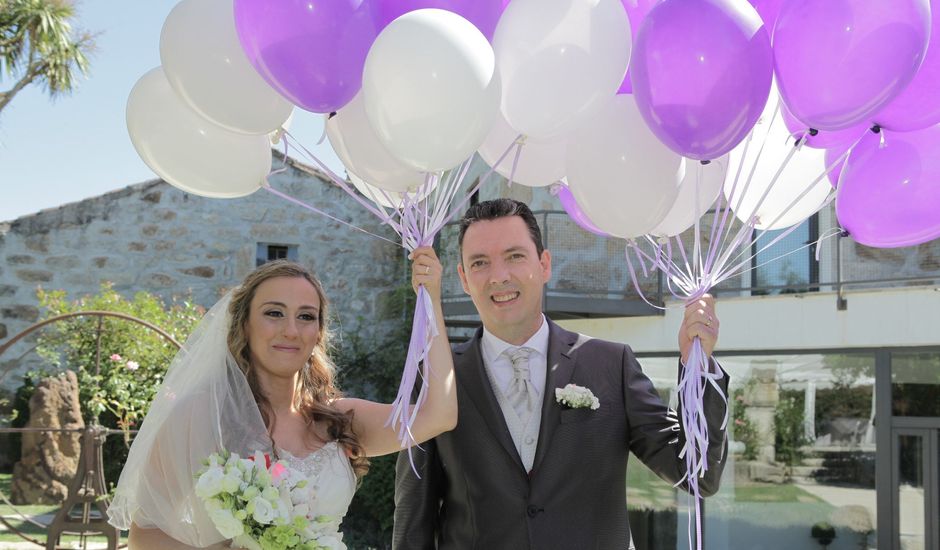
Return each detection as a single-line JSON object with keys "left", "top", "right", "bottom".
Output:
{"left": 26, "top": 284, "right": 203, "bottom": 483}
{"left": 731, "top": 381, "right": 760, "bottom": 461}
{"left": 196, "top": 450, "right": 343, "bottom": 550}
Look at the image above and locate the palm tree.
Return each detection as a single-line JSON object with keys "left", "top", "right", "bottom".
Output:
{"left": 0, "top": 0, "right": 95, "bottom": 114}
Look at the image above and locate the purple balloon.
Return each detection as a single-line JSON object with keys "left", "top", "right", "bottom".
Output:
{"left": 630, "top": 0, "right": 773, "bottom": 161}
{"left": 782, "top": 102, "right": 869, "bottom": 150}
{"left": 875, "top": 0, "right": 940, "bottom": 132}
{"left": 234, "top": 0, "right": 379, "bottom": 113}
{"left": 555, "top": 185, "right": 609, "bottom": 236}
{"left": 837, "top": 126, "right": 940, "bottom": 248}
{"left": 616, "top": 0, "right": 659, "bottom": 94}
{"left": 773, "top": 0, "right": 931, "bottom": 131}
{"left": 749, "top": 0, "right": 783, "bottom": 32}
{"left": 378, "top": 0, "right": 506, "bottom": 40}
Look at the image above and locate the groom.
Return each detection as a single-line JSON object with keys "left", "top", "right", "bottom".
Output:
{"left": 393, "top": 199, "right": 728, "bottom": 549}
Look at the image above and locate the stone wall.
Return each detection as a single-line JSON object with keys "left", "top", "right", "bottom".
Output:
{"left": 0, "top": 157, "right": 406, "bottom": 390}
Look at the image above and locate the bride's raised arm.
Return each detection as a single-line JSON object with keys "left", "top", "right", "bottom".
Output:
{"left": 334, "top": 246, "right": 457, "bottom": 457}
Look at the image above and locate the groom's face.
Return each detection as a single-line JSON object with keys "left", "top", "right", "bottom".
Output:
{"left": 458, "top": 215, "right": 551, "bottom": 342}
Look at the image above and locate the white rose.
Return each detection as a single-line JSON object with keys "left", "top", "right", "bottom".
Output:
{"left": 194, "top": 467, "right": 225, "bottom": 499}
{"left": 221, "top": 472, "right": 242, "bottom": 493}
{"left": 204, "top": 501, "right": 244, "bottom": 539}
{"left": 290, "top": 483, "right": 313, "bottom": 506}
{"left": 249, "top": 496, "right": 276, "bottom": 525}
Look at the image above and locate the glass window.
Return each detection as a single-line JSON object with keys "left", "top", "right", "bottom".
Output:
{"left": 751, "top": 215, "right": 819, "bottom": 296}
{"left": 255, "top": 243, "right": 298, "bottom": 266}
{"left": 896, "top": 434, "right": 925, "bottom": 550}
{"left": 891, "top": 352, "right": 940, "bottom": 417}
{"left": 632, "top": 353, "right": 877, "bottom": 550}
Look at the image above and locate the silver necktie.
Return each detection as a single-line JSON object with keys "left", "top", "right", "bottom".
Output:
{"left": 506, "top": 347, "right": 538, "bottom": 421}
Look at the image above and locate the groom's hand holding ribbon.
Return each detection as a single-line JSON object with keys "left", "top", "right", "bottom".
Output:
{"left": 679, "top": 294, "right": 719, "bottom": 370}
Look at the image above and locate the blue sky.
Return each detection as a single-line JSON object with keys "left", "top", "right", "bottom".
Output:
{"left": 0, "top": 0, "right": 343, "bottom": 223}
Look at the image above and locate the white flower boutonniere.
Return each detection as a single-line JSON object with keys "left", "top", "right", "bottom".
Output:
{"left": 555, "top": 384, "right": 600, "bottom": 410}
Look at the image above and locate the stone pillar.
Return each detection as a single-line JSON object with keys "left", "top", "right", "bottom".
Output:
{"left": 11, "top": 371, "right": 84, "bottom": 504}
{"left": 747, "top": 365, "right": 779, "bottom": 463}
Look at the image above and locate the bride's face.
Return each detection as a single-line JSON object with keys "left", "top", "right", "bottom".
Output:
{"left": 246, "top": 276, "right": 321, "bottom": 379}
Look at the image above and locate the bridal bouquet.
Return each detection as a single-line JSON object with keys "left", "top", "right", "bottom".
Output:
{"left": 195, "top": 450, "right": 344, "bottom": 550}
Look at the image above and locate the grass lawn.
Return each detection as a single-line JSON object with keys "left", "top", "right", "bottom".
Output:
{"left": 0, "top": 473, "right": 128, "bottom": 547}
{"left": 734, "top": 482, "right": 826, "bottom": 503}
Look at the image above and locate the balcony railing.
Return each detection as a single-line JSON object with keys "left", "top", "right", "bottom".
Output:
{"left": 438, "top": 209, "right": 940, "bottom": 326}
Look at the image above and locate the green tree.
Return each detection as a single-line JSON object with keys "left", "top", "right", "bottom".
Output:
{"left": 0, "top": 0, "right": 95, "bottom": 113}
{"left": 335, "top": 284, "right": 415, "bottom": 550}
{"left": 774, "top": 390, "right": 811, "bottom": 473}
{"left": 21, "top": 283, "right": 202, "bottom": 484}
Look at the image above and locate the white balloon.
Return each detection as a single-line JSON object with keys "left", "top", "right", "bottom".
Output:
{"left": 566, "top": 95, "right": 685, "bottom": 239}
{"left": 477, "top": 113, "right": 566, "bottom": 187}
{"left": 651, "top": 156, "right": 729, "bottom": 238}
{"left": 127, "top": 67, "right": 271, "bottom": 198}
{"left": 363, "top": 9, "right": 501, "bottom": 172}
{"left": 268, "top": 111, "right": 293, "bottom": 145}
{"left": 348, "top": 172, "right": 434, "bottom": 209}
{"left": 327, "top": 92, "right": 426, "bottom": 193}
{"left": 724, "top": 86, "right": 832, "bottom": 230}
{"left": 160, "top": 0, "right": 293, "bottom": 134}
{"left": 493, "top": 0, "right": 631, "bottom": 140}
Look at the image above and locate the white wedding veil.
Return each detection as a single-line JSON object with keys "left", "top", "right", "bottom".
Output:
{"left": 107, "top": 292, "right": 271, "bottom": 546}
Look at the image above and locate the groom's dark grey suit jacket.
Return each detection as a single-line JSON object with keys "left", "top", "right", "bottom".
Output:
{"left": 392, "top": 319, "right": 728, "bottom": 550}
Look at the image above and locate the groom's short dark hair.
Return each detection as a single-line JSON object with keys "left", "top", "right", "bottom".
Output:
{"left": 458, "top": 199, "right": 544, "bottom": 259}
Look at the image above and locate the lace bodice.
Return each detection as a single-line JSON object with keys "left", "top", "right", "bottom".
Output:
{"left": 277, "top": 441, "right": 356, "bottom": 541}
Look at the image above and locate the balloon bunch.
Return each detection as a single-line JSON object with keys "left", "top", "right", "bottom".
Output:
{"left": 125, "top": 0, "right": 940, "bottom": 546}
{"left": 550, "top": 1, "right": 937, "bottom": 548}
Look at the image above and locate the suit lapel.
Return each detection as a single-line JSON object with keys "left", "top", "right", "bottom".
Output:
{"left": 454, "top": 328, "right": 525, "bottom": 472}
{"left": 531, "top": 320, "right": 579, "bottom": 475}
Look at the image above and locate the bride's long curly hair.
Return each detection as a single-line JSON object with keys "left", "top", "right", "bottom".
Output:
{"left": 227, "top": 260, "right": 368, "bottom": 480}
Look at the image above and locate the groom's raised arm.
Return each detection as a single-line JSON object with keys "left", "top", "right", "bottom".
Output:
{"left": 393, "top": 438, "right": 444, "bottom": 550}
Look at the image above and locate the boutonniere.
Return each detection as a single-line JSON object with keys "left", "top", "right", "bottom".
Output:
{"left": 555, "top": 384, "right": 600, "bottom": 410}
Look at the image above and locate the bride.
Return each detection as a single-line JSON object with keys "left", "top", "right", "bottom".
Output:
{"left": 107, "top": 247, "right": 455, "bottom": 549}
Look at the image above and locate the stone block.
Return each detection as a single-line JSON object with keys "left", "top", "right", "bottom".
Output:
{"left": 142, "top": 191, "right": 162, "bottom": 203}
{"left": 153, "top": 240, "right": 175, "bottom": 251}
{"left": 6, "top": 254, "right": 35, "bottom": 265}
{"left": 146, "top": 273, "right": 177, "bottom": 287}
{"left": 0, "top": 284, "right": 14, "bottom": 297}
{"left": 10, "top": 371, "right": 84, "bottom": 504}
{"left": 45, "top": 255, "right": 80, "bottom": 269}
{"left": 128, "top": 242, "right": 147, "bottom": 252}
{"left": 62, "top": 271, "right": 98, "bottom": 287}
{"left": 2, "top": 305, "right": 40, "bottom": 322}
{"left": 15, "top": 269, "right": 53, "bottom": 283}
{"left": 91, "top": 257, "right": 108, "bottom": 268}
{"left": 23, "top": 235, "right": 49, "bottom": 253}
{"left": 180, "top": 266, "right": 215, "bottom": 278}
{"left": 141, "top": 225, "right": 160, "bottom": 237}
